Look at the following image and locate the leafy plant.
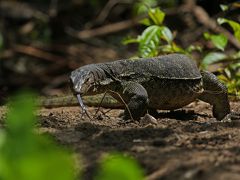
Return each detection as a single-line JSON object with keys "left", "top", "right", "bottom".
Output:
{"left": 123, "top": 6, "right": 185, "bottom": 58}
{"left": 0, "top": 91, "right": 76, "bottom": 180}
{"left": 125, "top": 3, "right": 240, "bottom": 97}
{"left": 201, "top": 4, "right": 240, "bottom": 97}
{"left": 203, "top": 32, "right": 228, "bottom": 51}
{"left": 133, "top": 0, "right": 158, "bottom": 15}
{"left": 95, "top": 153, "right": 144, "bottom": 180}
{"left": 218, "top": 61, "right": 240, "bottom": 97}
{"left": 217, "top": 18, "right": 240, "bottom": 42}
{"left": 123, "top": 5, "right": 201, "bottom": 58}
{"left": 201, "top": 52, "right": 227, "bottom": 68}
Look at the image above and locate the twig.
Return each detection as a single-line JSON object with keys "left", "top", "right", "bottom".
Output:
{"left": 182, "top": 0, "right": 240, "bottom": 49}
{"left": 66, "top": 17, "right": 141, "bottom": 39}
{"left": 95, "top": 0, "right": 120, "bottom": 24}
{"left": 13, "top": 44, "right": 67, "bottom": 63}
{"left": 94, "top": 91, "right": 109, "bottom": 117}
{"left": 147, "top": 160, "right": 181, "bottom": 180}
{"left": 0, "top": 1, "right": 48, "bottom": 21}
{"left": 93, "top": 90, "right": 134, "bottom": 121}
{"left": 108, "top": 90, "right": 134, "bottom": 121}
{"left": 193, "top": 6, "right": 240, "bottom": 49}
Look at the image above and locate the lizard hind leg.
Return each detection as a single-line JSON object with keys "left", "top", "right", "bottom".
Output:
{"left": 121, "top": 82, "right": 149, "bottom": 120}
{"left": 198, "top": 71, "right": 230, "bottom": 120}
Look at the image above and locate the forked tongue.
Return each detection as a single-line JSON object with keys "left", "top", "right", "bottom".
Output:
{"left": 77, "top": 94, "right": 93, "bottom": 120}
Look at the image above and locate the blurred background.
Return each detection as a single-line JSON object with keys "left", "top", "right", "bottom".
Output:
{"left": 0, "top": 0, "right": 239, "bottom": 103}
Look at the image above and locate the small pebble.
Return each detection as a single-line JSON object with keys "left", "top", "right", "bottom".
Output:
{"left": 140, "top": 113, "right": 158, "bottom": 126}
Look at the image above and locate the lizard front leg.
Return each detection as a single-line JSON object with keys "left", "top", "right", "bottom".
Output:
{"left": 120, "top": 82, "right": 149, "bottom": 120}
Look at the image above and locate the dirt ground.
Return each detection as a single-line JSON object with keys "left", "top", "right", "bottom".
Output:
{"left": 1, "top": 100, "right": 240, "bottom": 179}
{"left": 40, "top": 100, "right": 240, "bottom": 180}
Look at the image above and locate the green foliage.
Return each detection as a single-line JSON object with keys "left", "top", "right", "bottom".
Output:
{"left": 124, "top": 4, "right": 202, "bottom": 58}
{"left": 203, "top": 33, "right": 228, "bottom": 51}
{"left": 0, "top": 91, "right": 145, "bottom": 179}
{"left": 148, "top": 8, "right": 165, "bottom": 25}
{"left": 125, "top": 3, "right": 240, "bottom": 97}
{"left": 201, "top": 5, "right": 240, "bottom": 96}
{"left": 0, "top": 91, "right": 76, "bottom": 180}
{"left": 217, "top": 18, "right": 240, "bottom": 42}
{"left": 133, "top": 0, "right": 158, "bottom": 15}
{"left": 217, "top": 63, "right": 240, "bottom": 97}
{"left": 220, "top": 4, "right": 229, "bottom": 11}
{"left": 201, "top": 50, "right": 240, "bottom": 96}
{"left": 95, "top": 153, "right": 144, "bottom": 180}
{"left": 201, "top": 52, "right": 227, "bottom": 68}
{"left": 217, "top": 51, "right": 240, "bottom": 96}
{"left": 137, "top": 25, "right": 162, "bottom": 57}
{"left": 125, "top": 25, "right": 163, "bottom": 57}
{"left": 124, "top": 7, "right": 185, "bottom": 58}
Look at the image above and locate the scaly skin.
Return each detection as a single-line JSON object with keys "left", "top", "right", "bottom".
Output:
{"left": 46, "top": 54, "right": 238, "bottom": 121}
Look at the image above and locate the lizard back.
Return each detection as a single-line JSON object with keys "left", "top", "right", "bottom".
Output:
{"left": 102, "top": 53, "right": 202, "bottom": 81}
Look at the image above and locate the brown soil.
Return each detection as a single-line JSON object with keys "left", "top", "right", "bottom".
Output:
{"left": 1, "top": 101, "right": 240, "bottom": 179}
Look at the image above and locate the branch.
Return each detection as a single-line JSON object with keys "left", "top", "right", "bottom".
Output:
{"left": 65, "top": 17, "right": 141, "bottom": 39}
{"left": 13, "top": 44, "right": 66, "bottom": 63}
{"left": 182, "top": 1, "right": 240, "bottom": 50}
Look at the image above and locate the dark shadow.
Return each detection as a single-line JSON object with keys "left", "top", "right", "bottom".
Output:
{"left": 154, "top": 109, "right": 209, "bottom": 121}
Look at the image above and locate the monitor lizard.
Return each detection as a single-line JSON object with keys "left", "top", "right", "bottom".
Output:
{"left": 41, "top": 54, "right": 239, "bottom": 121}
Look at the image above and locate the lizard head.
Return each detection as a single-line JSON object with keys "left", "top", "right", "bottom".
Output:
{"left": 70, "top": 69, "right": 96, "bottom": 95}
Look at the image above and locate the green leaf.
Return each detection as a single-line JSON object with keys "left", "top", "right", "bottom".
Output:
{"left": 122, "top": 37, "right": 139, "bottom": 45}
{"left": 139, "top": 18, "right": 152, "bottom": 26}
{"left": 6, "top": 91, "right": 37, "bottom": 135}
{"left": 171, "top": 43, "right": 185, "bottom": 52}
{"left": 203, "top": 32, "right": 211, "bottom": 39}
{"left": 133, "top": 0, "right": 158, "bottom": 15}
{"left": 230, "top": 62, "right": 240, "bottom": 69}
{"left": 231, "top": 51, "right": 240, "bottom": 59}
{"left": 220, "top": 4, "right": 229, "bottom": 11}
{"left": 0, "top": 91, "right": 76, "bottom": 180}
{"left": 148, "top": 8, "right": 165, "bottom": 25}
{"left": 95, "top": 153, "right": 144, "bottom": 180}
{"left": 133, "top": 3, "right": 148, "bottom": 15}
{"left": 202, "top": 52, "right": 228, "bottom": 68}
{"left": 224, "top": 68, "right": 232, "bottom": 79}
{"left": 186, "top": 45, "right": 202, "bottom": 53}
{"left": 210, "top": 34, "right": 228, "bottom": 51}
{"left": 160, "top": 26, "right": 173, "bottom": 43}
{"left": 217, "top": 18, "right": 240, "bottom": 42}
{"left": 204, "top": 33, "right": 228, "bottom": 51}
{"left": 0, "top": 130, "right": 5, "bottom": 148}
{"left": 137, "top": 25, "right": 162, "bottom": 57}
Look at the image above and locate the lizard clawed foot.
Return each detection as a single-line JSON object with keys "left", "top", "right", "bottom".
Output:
{"left": 80, "top": 109, "right": 93, "bottom": 120}
{"left": 118, "top": 113, "right": 137, "bottom": 124}
{"left": 221, "top": 111, "right": 240, "bottom": 122}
